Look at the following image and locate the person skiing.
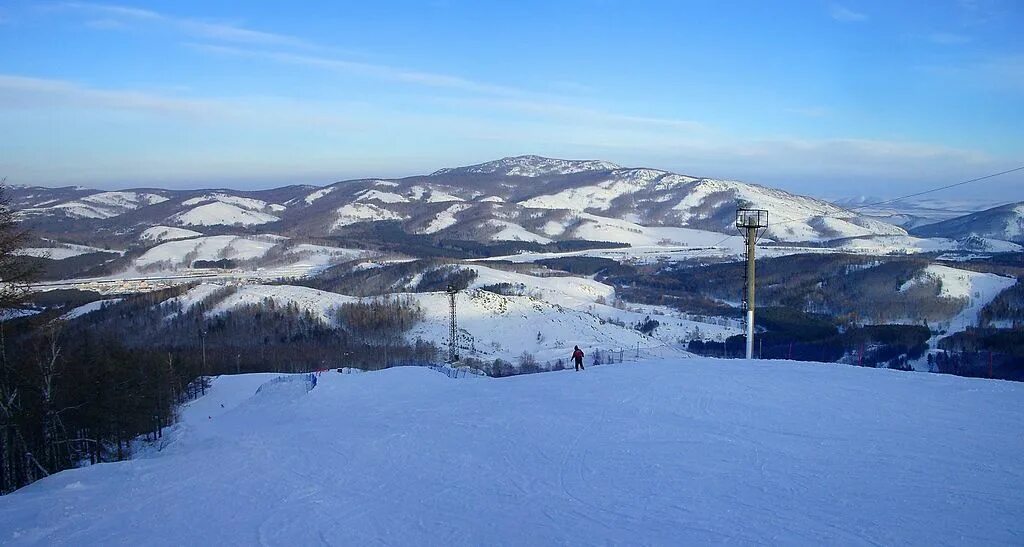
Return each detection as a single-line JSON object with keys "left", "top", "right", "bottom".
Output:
{"left": 571, "top": 345, "right": 585, "bottom": 371}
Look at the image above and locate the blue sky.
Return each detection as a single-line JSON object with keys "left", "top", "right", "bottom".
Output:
{"left": 0, "top": 0, "right": 1021, "bottom": 200}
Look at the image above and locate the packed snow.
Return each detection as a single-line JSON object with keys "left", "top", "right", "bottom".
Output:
{"left": 2, "top": 360, "right": 1021, "bottom": 545}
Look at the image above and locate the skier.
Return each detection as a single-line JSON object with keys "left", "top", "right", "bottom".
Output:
{"left": 571, "top": 345, "right": 585, "bottom": 371}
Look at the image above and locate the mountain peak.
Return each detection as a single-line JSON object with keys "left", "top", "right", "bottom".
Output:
{"left": 431, "top": 155, "right": 620, "bottom": 178}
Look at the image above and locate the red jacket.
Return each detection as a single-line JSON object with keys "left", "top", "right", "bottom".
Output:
{"left": 572, "top": 349, "right": 584, "bottom": 362}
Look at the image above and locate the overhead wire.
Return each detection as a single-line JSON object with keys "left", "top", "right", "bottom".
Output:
{"left": 705, "top": 164, "right": 1024, "bottom": 247}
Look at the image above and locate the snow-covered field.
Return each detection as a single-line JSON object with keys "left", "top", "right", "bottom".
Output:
{"left": 2, "top": 360, "right": 1021, "bottom": 545}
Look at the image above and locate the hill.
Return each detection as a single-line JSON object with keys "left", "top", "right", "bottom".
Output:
{"left": 911, "top": 201, "right": 1024, "bottom": 244}
{"left": 0, "top": 360, "right": 1020, "bottom": 544}
{"left": 10, "top": 156, "right": 915, "bottom": 246}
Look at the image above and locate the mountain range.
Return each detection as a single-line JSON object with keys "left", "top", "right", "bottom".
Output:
{"left": 9, "top": 156, "right": 1022, "bottom": 250}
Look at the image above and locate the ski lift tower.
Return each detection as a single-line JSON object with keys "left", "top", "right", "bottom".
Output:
{"left": 736, "top": 209, "right": 769, "bottom": 359}
{"left": 446, "top": 284, "right": 459, "bottom": 363}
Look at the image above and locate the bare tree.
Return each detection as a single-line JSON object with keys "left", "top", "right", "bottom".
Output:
{"left": 0, "top": 180, "right": 37, "bottom": 310}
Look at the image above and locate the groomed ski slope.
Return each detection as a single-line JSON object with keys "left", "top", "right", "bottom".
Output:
{"left": 2, "top": 359, "right": 1022, "bottom": 545}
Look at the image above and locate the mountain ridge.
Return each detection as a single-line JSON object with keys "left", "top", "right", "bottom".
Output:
{"left": 8, "top": 156, "right": 1020, "bottom": 247}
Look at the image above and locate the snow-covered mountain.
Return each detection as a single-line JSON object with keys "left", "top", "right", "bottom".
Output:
{"left": 17, "top": 190, "right": 169, "bottom": 219}
{"left": 911, "top": 201, "right": 1024, "bottom": 244}
{"left": 431, "top": 155, "right": 620, "bottom": 177}
{"left": 2, "top": 360, "right": 1021, "bottom": 544}
{"left": 15, "top": 156, "right": 1017, "bottom": 249}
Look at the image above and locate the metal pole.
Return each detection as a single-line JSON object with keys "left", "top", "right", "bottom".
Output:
{"left": 745, "top": 226, "right": 756, "bottom": 360}
{"left": 447, "top": 286, "right": 459, "bottom": 363}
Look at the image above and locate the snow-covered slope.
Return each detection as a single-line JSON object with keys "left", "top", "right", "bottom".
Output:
{"left": 827, "top": 234, "right": 1022, "bottom": 254}
{"left": 332, "top": 202, "right": 407, "bottom": 228}
{"left": 170, "top": 281, "right": 674, "bottom": 363}
{"left": 134, "top": 235, "right": 283, "bottom": 269}
{"left": 2, "top": 361, "right": 1021, "bottom": 545}
{"left": 171, "top": 202, "right": 280, "bottom": 227}
{"left": 139, "top": 226, "right": 203, "bottom": 242}
{"left": 899, "top": 265, "right": 1016, "bottom": 334}
{"left": 13, "top": 242, "right": 117, "bottom": 260}
{"left": 912, "top": 201, "right": 1024, "bottom": 244}
{"left": 519, "top": 172, "right": 906, "bottom": 242}
{"left": 204, "top": 284, "right": 356, "bottom": 324}
{"left": 19, "top": 191, "right": 168, "bottom": 219}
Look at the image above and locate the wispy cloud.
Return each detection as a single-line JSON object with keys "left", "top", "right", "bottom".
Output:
{"left": 929, "top": 32, "right": 971, "bottom": 45}
{"left": 190, "top": 43, "right": 707, "bottom": 131}
{"left": 191, "top": 43, "right": 523, "bottom": 96}
{"left": 60, "top": 2, "right": 312, "bottom": 48}
{"left": 829, "top": 4, "right": 867, "bottom": 22}
{"left": 0, "top": 74, "right": 220, "bottom": 115}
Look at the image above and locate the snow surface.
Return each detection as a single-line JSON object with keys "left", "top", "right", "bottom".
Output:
{"left": 21, "top": 191, "right": 168, "bottom": 219}
{"left": 139, "top": 226, "right": 203, "bottom": 243}
{"left": 420, "top": 203, "right": 472, "bottom": 234}
{"left": 357, "top": 189, "right": 409, "bottom": 203}
{"left": 134, "top": 236, "right": 280, "bottom": 269}
{"left": 3, "top": 360, "right": 1022, "bottom": 545}
{"left": 900, "top": 265, "right": 1016, "bottom": 336}
{"left": 569, "top": 213, "right": 750, "bottom": 248}
{"left": 13, "top": 242, "right": 115, "bottom": 260}
{"left": 487, "top": 220, "right": 552, "bottom": 243}
{"left": 62, "top": 298, "right": 122, "bottom": 320}
{"left": 303, "top": 186, "right": 336, "bottom": 204}
{"left": 171, "top": 202, "right": 280, "bottom": 227}
{"left": 181, "top": 194, "right": 275, "bottom": 211}
{"left": 205, "top": 285, "right": 356, "bottom": 324}
{"left": 831, "top": 235, "right": 1022, "bottom": 254}
{"left": 332, "top": 203, "right": 406, "bottom": 229}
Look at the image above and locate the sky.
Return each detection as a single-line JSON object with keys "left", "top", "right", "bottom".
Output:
{"left": 0, "top": 0, "right": 1021, "bottom": 201}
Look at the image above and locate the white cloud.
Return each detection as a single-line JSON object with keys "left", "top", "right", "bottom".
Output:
{"left": 829, "top": 4, "right": 867, "bottom": 22}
